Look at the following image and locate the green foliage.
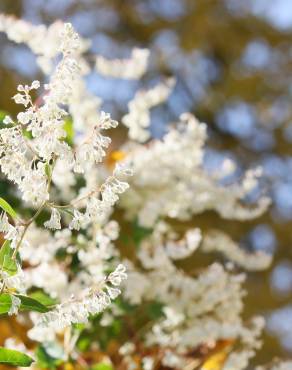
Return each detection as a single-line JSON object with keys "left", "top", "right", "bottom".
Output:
{"left": 35, "top": 343, "right": 64, "bottom": 369}
{"left": 0, "top": 294, "right": 12, "bottom": 314}
{"left": 29, "top": 290, "right": 58, "bottom": 307}
{"left": 132, "top": 220, "right": 152, "bottom": 247}
{"left": 120, "top": 220, "right": 152, "bottom": 251}
{"left": 17, "top": 294, "right": 51, "bottom": 313}
{"left": 63, "top": 118, "right": 74, "bottom": 146}
{"left": 45, "top": 162, "right": 52, "bottom": 179}
{"left": 0, "top": 197, "right": 17, "bottom": 219}
{"left": 0, "top": 347, "right": 34, "bottom": 367}
{"left": 0, "top": 110, "right": 8, "bottom": 122}
{"left": 146, "top": 301, "right": 164, "bottom": 320}
{"left": 91, "top": 363, "right": 114, "bottom": 370}
{"left": 76, "top": 336, "right": 91, "bottom": 352}
{"left": 0, "top": 240, "right": 18, "bottom": 275}
{"left": 0, "top": 293, "right": 51, "bottom": 315}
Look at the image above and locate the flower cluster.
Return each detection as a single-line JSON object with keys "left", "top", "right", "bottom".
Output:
{"left": 122, "top": 78, "right": 175, "bottom": 142}
{"left": 96, "top": 48, "right": 150, "bottom": 79}
{"left": 0, "top": 14, "right": 287, "bottom": 370}
{"left": 119, "top": 113, "right": 270, "bottom": 227}
{"left": 0, "top": 20, "right": 131, "bottom": 355}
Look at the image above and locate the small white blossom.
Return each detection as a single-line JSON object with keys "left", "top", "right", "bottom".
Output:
{"left": 108, "top": 264, "right": 127, "bottom": 286}
{"left": 96, "top": 48, "right": 149, "bottom": 80}
{"left": 44, "top": 209, "right": 61, "bottom": 230}
{"left": 3, "top": 115, "right": 13, "bottom": 125}
{"left": 8, "top": 295, "right": 21, "bottom": 316}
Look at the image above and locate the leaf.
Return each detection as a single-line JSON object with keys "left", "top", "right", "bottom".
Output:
{"left": 201, "top": 340, "right": 235, "bottom": 370}
{"left": 132, "top": 220, "right": 152, "bottom": 248}
{"left": 63, "top": 118, "right": 74, "bottom": 146}
{"left": 0, "top": 294, "right": 11, "bottom": 314}
{"left": 91, "top": 363, "right": 114, "bottom": 370}
{"left": 0, "top": 240, "right": 18, "bottom": 275}
{"left": 29, "top": 290, "right": 57, "bottom": 307}
{"left": 17, "top": 295, "right": 51, "bottom": 313}
{"left": 45, "top": 163, "right": 52, "bottom": 179}
{"left": 0, "top": 197, "right": 17, "bottom": 219}
{"left": 0, "top": 347, "right": 34, "bottom": 367}
{"left": 36, "top": 344, "right": 63, "bottom": 369}
{"left": 76, "top": 337, "right": 90, "bottom": 352}
{"left": 0, "top": 110, "right": 9, "bottom": 122}
{"left": 0, "top": 294, "right": 51, "bottom": 315}
{"left": 106, "top": 150, "right": 126, "bottom": 169}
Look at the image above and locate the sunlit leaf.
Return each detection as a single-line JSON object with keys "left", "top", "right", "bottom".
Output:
{"left": 0, "top": 294, "right": 12, "bottom": 314}
{"left": 63, "top": 118, "right": 74, "bottom": 146}
{"left": 17, "top": 294, "right": 51, "bottom": 313}
{"left": 45, "top": 162, "right": 52, "bottom": 178}
{"left": 0, "top": 197, "right": 17, "bottom": 219}
{"left": 0, "top": 240, "right": 18, "bottom": 275}
{"left": 201, "top": 340, "right": 235, "bottom": 370}
{"left": 106, "top": 150, "right": 126, "bottom": 169}
{"left": 91, "top": 363, "right": 114, "bottom": 370}
{"left": 36, "top": 344, "right": 63, "bottom": 369}
{"left": 29, "top": 290, "right": 57, "bottom": 307}
{"left": 0, "top": 347, "right": 34, "bottom": 367}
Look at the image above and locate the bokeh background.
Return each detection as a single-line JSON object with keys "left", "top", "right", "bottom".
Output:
{"left": 0, "top": 0, "right": 292, "bottom": 367}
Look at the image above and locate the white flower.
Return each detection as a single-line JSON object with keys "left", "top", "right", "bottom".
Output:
{"left": 44, "top": 209, "right": 61, "bottom": 230}
{"left": 0, "top": 212, "right": 11, "bottom": 234}
{"left": 96, "top": 48, "right": 149, "bottom": 79}
{"left": 69, "top": 210, "right": 88, "bottom": 231}
{"left": 31, "top": 80, "right": 40, "bottom": 89}
{"left": 108, "top": 264, "right": 127, "bottom": 286}
{"left": 122, "top": 78, "right": 175, "bottom": 142}
{"left": 8, "top": 295, "right": 21, "bottom": 316}
{"left": 142, "top": 356, "right": 155, "bottom": 370}
{"left": 99, "top": 111, "right": 118, "bottom": 129}
{"left": 3, "top": 115, "right": 13, "bottom": 125}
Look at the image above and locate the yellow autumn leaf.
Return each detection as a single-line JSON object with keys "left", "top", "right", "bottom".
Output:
{"left": 201, "top": 351, "right": 229, "bottom": 370}
{"left": 106, "top": 150, "right": 127, "bottom": 168}
{"left": 201, "top": 339, "right": 234, "bottom": 370}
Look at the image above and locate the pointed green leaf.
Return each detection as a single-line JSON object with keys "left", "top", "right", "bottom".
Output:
{"left": 0, "top": 241, "right": 18, "bottom": 275}
{"left": 0, "top": 198, "right": 17, "bottom": 219}
{"left": 36, "top": 345, "right": 63, "bottom": 369}
{"left": 17, "top": 295, "right": 51, "bottom": 313}
{"left": 0, "top": 294, "right": 51, "bottom": 315}
{"left": 0, "top": 294, "right": 11, "bottom": 314}
{"left": 63, "top": 118, "right": 74, "bottom": 146}
{"left": 29, "top": 290, "right": 57, "bottom": 307}
{"left": 0, "top": 347, "right": 34, "bottom": 367}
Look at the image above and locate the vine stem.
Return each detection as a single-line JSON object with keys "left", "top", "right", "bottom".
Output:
{"left": 12, "top": 201, "right": 47, "bottom": 260}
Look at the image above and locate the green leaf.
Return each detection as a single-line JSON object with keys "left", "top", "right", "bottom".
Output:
{"left": 35, "top": 344, "right": 63, "bottom": 369}
{"left": 0, "top": 241, "right": 18, "bottom": 275}
{"left": 63, "top": 118, "right": 74, "bottom": 146}
{"left": 0, "top": 294, "right": 11, "bottom": 314}
{"left": 147, "top": 301, "right": 165, "bottom": 320}
{"left": 76, "top": 337, "right": 90, "bottom": 352}
{"left": 29, "top": 290, "right": 57, "bottom": 307}
{"left": 45, "top": 163, "right": 52, "bottom": 179}
{"left": 0, "top": 110, "right": 11, "bottom": 128}
{"left": 0, "top": 347, "right": 34, "bottom": 367}
{"left": 0, "top": 197, "right": 17, "bottom": 219}
{"left": 0, "top": 294, "right": 52, "bottom": 315}
{"left": 132, "top": 220, "right": 152, "bottom": 248}
{"left": 17, "top": 295, "right": 51, "bottom": 313}
{"left": 0, "top": 110, "right": 9, "bottom": 122}
{"left": 91, "top": 363, "right": 114, "bottom": 370}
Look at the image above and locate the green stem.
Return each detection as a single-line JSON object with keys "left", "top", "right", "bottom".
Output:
{"left": 12, "top": 201, "right": 47, "bottom": 260}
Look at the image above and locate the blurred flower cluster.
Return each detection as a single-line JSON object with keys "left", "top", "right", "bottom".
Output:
{"left": 0, "top": 15, "right": 289, "bottom": 370}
